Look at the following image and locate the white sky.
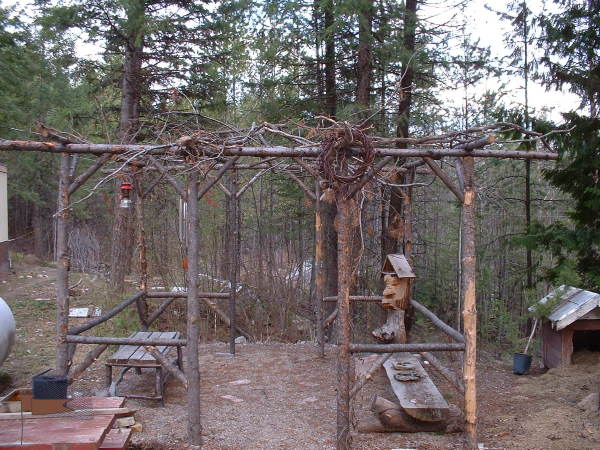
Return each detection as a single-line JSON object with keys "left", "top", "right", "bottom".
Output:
{"left": 1, "top": 0, "right": 582, "bottom": 123}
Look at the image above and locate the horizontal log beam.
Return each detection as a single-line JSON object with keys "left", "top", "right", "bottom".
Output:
{"left": 67, "top": 291, "right": 145, "bottom": 335}
{"left": 65, "top": 335, "right": 186, "bottom": 346}
{"left": 411, "top": 299, "right": 465, "bottom": 343}
{"left": 0, "top": 140, "right": 559, "bottom": 160}
{"left": 350, "top": 343, "right": 465, "bottom": 353}
{"left": 145, "top": 291, "right": 229, "bottom": 299}
{"left": 323, "top": 295, "right": 383, "bottom": 302}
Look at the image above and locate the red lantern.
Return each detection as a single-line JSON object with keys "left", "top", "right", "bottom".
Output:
{"left": 120, "top": 181, "right": 133, "bottom": 208}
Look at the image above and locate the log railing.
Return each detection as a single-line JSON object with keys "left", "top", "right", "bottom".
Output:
{"left": 67, "top": 291, "right": 146, "bottom": 336}
{"left": 350, "top": 342, "right": 465, "bottom": 353}
{"left": 321, "top": 296, "right": 465, "bottom": 344}
{"left": 65, "top": 335, "right": 187, "bottom": 346}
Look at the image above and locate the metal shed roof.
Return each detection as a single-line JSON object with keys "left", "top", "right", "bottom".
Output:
{"left": 532, "top": 285, "right": 600, "bottom": 331}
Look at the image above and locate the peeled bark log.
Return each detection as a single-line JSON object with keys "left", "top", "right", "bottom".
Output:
{"left": 362, "top": 396, "right": 446, "bottom": 433}
{"left": 461, "top": 156, "right": 478, "bottom": 449}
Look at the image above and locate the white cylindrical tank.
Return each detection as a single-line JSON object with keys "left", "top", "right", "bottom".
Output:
{"left": 0, "top": 297, "right": 15, "bottom": 367}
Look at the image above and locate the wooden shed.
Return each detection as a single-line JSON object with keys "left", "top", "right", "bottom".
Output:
{"left": 534, "top": 286, "right": 600, "bottom": 368}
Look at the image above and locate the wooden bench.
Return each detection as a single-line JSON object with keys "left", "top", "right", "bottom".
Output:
{"left": 105, "top": 331, "right": 183, "bottom": 405}
{"left": 383, "top": 353, "right": 449, "bottom": 422}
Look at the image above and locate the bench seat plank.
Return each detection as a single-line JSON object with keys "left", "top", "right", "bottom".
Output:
{"left": 383, "top": 353, "right": 449, "bottom": 423}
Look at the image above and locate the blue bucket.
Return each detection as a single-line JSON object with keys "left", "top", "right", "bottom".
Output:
{"left": 513, "top": 352, "right": 532, "bottom": 375}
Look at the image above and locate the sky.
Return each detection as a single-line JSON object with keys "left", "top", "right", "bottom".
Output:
{"left": 1, "top": 0, "right": 582, "bottom": 123}
{"left": 426, "top": 0, "right": 581, "bottom": 123}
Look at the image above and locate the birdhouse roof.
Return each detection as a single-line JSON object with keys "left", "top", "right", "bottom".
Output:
{"left": 381, "top": 254, "right": 416, "bottom": 278}
{"left": 530, "top": 285, "right": 600, "bottom": 331}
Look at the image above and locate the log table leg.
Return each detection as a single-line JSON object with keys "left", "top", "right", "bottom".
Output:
{"left": 105, "top": 364, "right": 112, "bottom": 390}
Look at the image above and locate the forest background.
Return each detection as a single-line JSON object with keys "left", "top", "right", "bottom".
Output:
{"left": 0, "top": 0, "right": 597, "bottom": 351}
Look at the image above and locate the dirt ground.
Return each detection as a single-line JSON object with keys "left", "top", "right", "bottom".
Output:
{"left": 2, "top": 261, "right": 600, "bottom": 449}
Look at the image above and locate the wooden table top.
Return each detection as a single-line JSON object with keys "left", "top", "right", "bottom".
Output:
{"left": 0, "top": 396, "right": 125, "bottom": 450}
{"left": 0, "top": 414, "right": 115, "bottom": 449}
{"left": 107, "top": 331, "right": 180, "bottom": 365}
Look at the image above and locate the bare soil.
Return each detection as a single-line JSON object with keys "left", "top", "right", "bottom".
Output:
{"left": 2, "top": 261, "right": 600, "bottom": 449}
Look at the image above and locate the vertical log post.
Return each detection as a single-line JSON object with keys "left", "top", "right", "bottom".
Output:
{"left": 336, "top": 196, "right": 353, "bottom": 450}
{"left": 315, "top": 180, "right": 325, "bottom": 357}
{"left": 461, "top": 156, "right": 477, "bottom": 449}
{"left": 135, "top": 170, "right": 149, "bottom": 329}
{"left": 227, "top": 170, "right": 239, "bottom": 355}
{"left": 186, "top": 170, "right": 202, "bottom": 446}
{"left": 55, "top": 153, "right": 71, "bottom": 376}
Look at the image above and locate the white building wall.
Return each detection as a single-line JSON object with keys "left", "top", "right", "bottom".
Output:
{"left": 0, "top": 165, "right": 7, "bottom": 243}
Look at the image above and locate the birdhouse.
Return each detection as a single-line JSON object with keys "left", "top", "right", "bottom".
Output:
{"left": 381, "top": 254, "right": 416, "bottom": 310}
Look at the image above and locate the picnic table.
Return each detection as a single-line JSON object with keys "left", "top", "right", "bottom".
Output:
{"left": 105, "top": 331, "right": 183, "bottom": 404}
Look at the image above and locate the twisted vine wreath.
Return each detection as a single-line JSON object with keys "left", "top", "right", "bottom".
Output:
{"left": 318, "top": 124, "right": 375, "bottom": 191}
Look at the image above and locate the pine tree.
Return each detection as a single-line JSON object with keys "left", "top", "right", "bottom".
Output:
{"left": 527, "top": 0, "right": 600, "bottom": 290}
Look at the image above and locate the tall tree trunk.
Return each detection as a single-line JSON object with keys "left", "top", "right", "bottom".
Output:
{"left": 357, "top": 1, "right": 373, "bottom": 109}
{"left": 323, "top": 0, "right": 337, "bottom": 117}
{"left": 395, "top": 0, "right": 417, "bottom": 140}
{"left": 383, "top": 0, "right": 418, "bottom": 257}
{"left": 523, "top": 1, "right": 533, "bottom": 291}
{"left": 32, "top": 202, "right": 45, "bottom": 260}
{"left": 322, "top": 190, "right": 338, "bottom": 339}
{"left": 119, "top": 39, "right": 143, "bottom": 144}
{"left": 313, "top": 0, "right": 325, "bottom": 100}
{"left": 379, "top": 0, "right": 418, "bottom": 341}
{"left": 319, "top": 0, "right": 338, "bottom": 334}
{"left": 110, "top": 37, "right": 143, "bottom": 291}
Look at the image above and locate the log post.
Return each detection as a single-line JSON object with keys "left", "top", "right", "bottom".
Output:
{"left": 461, "top": 156, "right": 477, "bottom": 449}
{"left": 226, "top": 170, "right": 240, "bottom": 354}
{"left": 186, "top": 170, "right": 202, "bottom": 446}
{"left": 55, "top": 152, "right": 71, "bottom": 376}
{"left": 135, "top": 170, "right": 149, "bottom": 329}
{"left": 336, "top": 196, "right": 353, "bottom": 450}
{"left": 315, "top": 179, "right": 325, "bottom": 357}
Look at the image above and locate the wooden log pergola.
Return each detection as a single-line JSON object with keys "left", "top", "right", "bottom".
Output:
{"left": 0, "top": 134, "right": 559, "bottom": 450}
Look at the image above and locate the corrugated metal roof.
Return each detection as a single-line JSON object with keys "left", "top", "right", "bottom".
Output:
{"left": 532, "top": 285, "right": 600, "bottom": 331}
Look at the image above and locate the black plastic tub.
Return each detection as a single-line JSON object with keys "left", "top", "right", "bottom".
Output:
{"left": 32, "top": 369, "right": 68, "bottom": 399}
{"left": 513, "top": 352, "right": 532, "bottom": 375}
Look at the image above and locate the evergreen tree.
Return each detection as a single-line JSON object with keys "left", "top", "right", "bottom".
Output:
{"left": 527, "top": 0, "right": 600, "bottom": 290}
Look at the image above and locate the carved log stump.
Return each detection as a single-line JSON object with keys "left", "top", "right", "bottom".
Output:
{"left": 372, "top": 310, "right": 406, "bottom": 343}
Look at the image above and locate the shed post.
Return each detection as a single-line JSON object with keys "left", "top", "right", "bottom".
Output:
{"left": 186, "top": 170, "right": 202, "bottom": 446}
{"left": 461, "top": 156, "right": 477, "bottom": 449}
{"left": 55, "top": 152, "right": 71, "bottom": 376}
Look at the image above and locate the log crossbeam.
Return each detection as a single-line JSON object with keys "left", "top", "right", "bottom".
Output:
{"left": 0, "top": 140, "right": 558, "bottom": 160}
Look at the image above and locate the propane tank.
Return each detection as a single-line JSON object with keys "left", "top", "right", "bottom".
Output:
{"left": 0, "top": 297, "right": 15, "bottom": 367}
